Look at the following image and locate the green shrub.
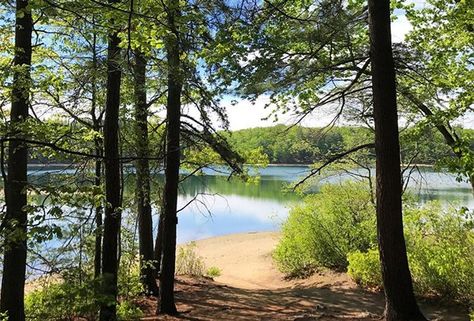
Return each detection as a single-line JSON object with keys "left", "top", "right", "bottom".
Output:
{"left": 176, "top": 242, "right": 206, "bottom": 276}
{"left": 117, "top": 300, "right": 143, "bottom": 321}
{"left": 346, "top": 202, "right": 474, "bottom": 303}
{"left": 405, "top": 202, "right": 474, "bottom": 301}
{"left": 25, "top": 280, "right": 101, "bottom": 321}
{"left": 347, "top": 249, "right": 381, "bottom": 288}
{"left": 276, "top": 181, "right": 474, "bottom": 305}
{"left": 274, "top": 181, "right": 376, "bottom": 276}
{"left": 25, "top": 264, "right": 145, "bottom": 320}
{"left": 206, "top": 266, "right": 222, "bottom": 278}
{"left": 118, "top": 256, "right": 143, "bottom": 298}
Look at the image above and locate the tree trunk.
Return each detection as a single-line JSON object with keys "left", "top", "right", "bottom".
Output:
{"left": 99, "top": 23, "right": 122, "bottom": 321}
{"left": 0, "top": 1, "right": 32, "bottom": 320}
{"left": 90, "top": 28, "right": 104, "bottom": 279}
{"left": 368, "top": 1, "right": 426, "bottom": 320}
{"left": 153, "top": 212, "right": 164, "bottom": 277}
{"left": 94, "top": 141, "right": 103, "bottom": 278}
{"left": 133, "top": 51, "right": 159, "bottom": 296}
{"left": 158, "top": 0, "right": 182, "bottom": 314}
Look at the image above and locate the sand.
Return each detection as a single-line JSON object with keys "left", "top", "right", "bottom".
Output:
{"left": 139, "top": 232, "right": 469, "bottom": 321}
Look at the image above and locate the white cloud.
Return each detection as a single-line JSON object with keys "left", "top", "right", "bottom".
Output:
{"left": 224, "top": 96, "right": 342, "bottom": 130}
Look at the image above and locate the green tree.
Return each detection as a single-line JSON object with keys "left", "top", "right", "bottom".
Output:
{"left": 368, "top": 0, "right": 425, "bottom": 319}
{"left": 0, "top": 1, "right": 33, "bottom": 320}
{"left": 100, "top": 0, "right": 124, "bottom": 319}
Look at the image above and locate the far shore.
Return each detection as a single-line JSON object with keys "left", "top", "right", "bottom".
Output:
{"left": 24, "top": 162, "right": 436, "bottom": 169}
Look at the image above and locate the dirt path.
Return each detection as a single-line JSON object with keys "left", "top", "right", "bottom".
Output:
{"left": 140, "top": 232, "right": 469, "bottom": 321}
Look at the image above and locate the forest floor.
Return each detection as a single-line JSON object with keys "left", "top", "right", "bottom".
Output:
{"left": 139, "top": 232, "right": 469, "bottom": 321}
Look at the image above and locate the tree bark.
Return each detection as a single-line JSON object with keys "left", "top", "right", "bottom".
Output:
{"left": 158, "top": 0, "right": 182, "bottom": 314}
{"left": 94, "top": 140, "right": 103, "bottom": 278}
{"left": 368, "top": 1, "right": 426, "bottom": 320}
{"left": 133, "top": 51, "right": 159, "bottom": 296}
{"left": 0, "top": 1, "right": 32, "bottom": 320}
{"left": 99, "top": 20, "right": 122, "bottom": 321}
{"left": 153, "top": 211, "right": 164, "bottom": 277}
{"left": 91, "top": 27, "right": 104, "bottom": 279}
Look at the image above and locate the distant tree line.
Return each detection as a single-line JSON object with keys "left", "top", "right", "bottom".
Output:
{"left": 225, "top": 125, "right": 474, "bottom": 166}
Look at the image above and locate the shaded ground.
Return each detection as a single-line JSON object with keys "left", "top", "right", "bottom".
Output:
{"left": 139, "top": 232, "right": 469, "bottom": 321}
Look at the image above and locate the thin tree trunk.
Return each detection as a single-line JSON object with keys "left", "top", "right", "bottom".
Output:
{"left": 158, "top": 0, "right": 182, "bottom": 314}
{"left": 153, "top": 212, "right": 164, "bottom": 277}
{"left": 90, "top": 28, "right": 104, "bottom": 279}
{"left": 133, "top": 51, "right": 159, "bottom": 296}
{"left": 0, "top": 1, "right": 32, "bottom": 320}
{"left": 368, "top": 1, "right": 426, "bottom": 320}
{"left": 94, "top": 140, "right": 103, "bottom": 278}
{"left": 99, "top": 18, "right": 122, "bottom": 321}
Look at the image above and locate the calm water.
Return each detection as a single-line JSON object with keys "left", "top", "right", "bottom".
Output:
{"left": 17, "top": 165, "right": 474, "bottom": 244}
{"left": 174, "top": 166, "right": 474, "bottom": 243}
{"left": 4, "top": 165, "right": 473, "bottom": 275}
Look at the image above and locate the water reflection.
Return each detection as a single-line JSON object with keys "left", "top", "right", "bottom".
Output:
{"left": 174, "top": 166, "right": 473, "bottom": 242}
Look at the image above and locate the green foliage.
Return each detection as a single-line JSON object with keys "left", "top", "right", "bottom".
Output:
{"left": 347, "top": 249, "right": 382, "bottom": 289}
{"left": 176, "top": 242, "right": 206, "bottom": 276}
{"left": 348, "top": 203, "right": 474, "bottom": 302}
{"left": 116, "top": 300, "right": 143, "bottom": 321}
{"left": 224, "top": 125, "right": 474, "bottom": 168}
{"left": 404, "top": 203, "right": 474, "bottom": 302}
{"left": 347, "top": 202, "right": 474, "bottom": 303}
{"left": 277, "top": 181, "right": 474, "bottom": 304}
{"left": 175, "top": 242, "right": 223, "bottom": 278}
{"left": 206, "top": 266, "right": 222, "bottom": 278}
{"left": 25, "top": 276, "right": 144, "bottom": 321}
{"left": 273, "top": 181, "right": 376, "bottom": 276}
{"left": 25, "top": 279, "right": 102, "bottom": 321}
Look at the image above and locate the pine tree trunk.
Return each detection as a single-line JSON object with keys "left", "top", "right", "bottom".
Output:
{"left": 0, "top": 1, "right": 32, "bottom": 320}
{"left": 368, "top": 1, "right": 426, "bottom": 320}
{"left": 99, "top": 25, "right": 122, "bottom": 321}
{"left": 133, "top": 51, "right": 159, "bottom": 296}
{"left": 158, "top": 0, "right": 182, "bottom": 314}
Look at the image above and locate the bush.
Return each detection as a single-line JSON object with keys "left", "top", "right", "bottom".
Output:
{"left": 347, "top": 249, "right": 381, "bottom": 289}
{"left": 25, "top": 279, "right": 101, "bottom": 321}
{"left": 274, "top": 181, "right": 376, "bottom": 276}
{"left": 176, "top": 242, "right": 206, "bottom": 276}
{"left": 117, "top": 300, "right": 143, "bottom": 321}
{"left": 206, "top": 266, "right": 222, "bottom": 278}
{"left": 405, "top": 202, "right": 474, "bottom": 301}
{"left": 276, "top": 181, "right": 474, "bottom": 305}
{"left": 346, "top": 202, "right": 474, "bottom": 303}
{"left": 25, "top": 264, "right": 145, "bottom": 321}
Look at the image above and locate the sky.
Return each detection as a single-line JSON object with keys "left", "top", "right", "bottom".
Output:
{"left": 223, "top": 0, "right": 474, "bottom": 131}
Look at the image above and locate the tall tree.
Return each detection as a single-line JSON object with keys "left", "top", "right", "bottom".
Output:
{"left": 91, "top": 25, "right": 105, "bottom": 279}
{"left": 0, "top": 0, "right": 32, "bottom": 320}
{"left": 133, "top": 51, "right": 159, "bottom": 295}
{"left": 158, "top": 0, "right": 182, "bottom": 314}
{"left": 99, "top": 0, "right": 123, "bottom": 319}
{"left": 368, "top": 1, "right": 426, "bottom": 320}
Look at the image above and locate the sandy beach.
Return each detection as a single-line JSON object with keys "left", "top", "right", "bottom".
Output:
{"left": 139, "top": 232, "right": 469, "bottom": 321}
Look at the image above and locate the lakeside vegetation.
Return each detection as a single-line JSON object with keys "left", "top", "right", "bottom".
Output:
{"left": 274, "top": 181, "right": 474, "bottom": 304}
